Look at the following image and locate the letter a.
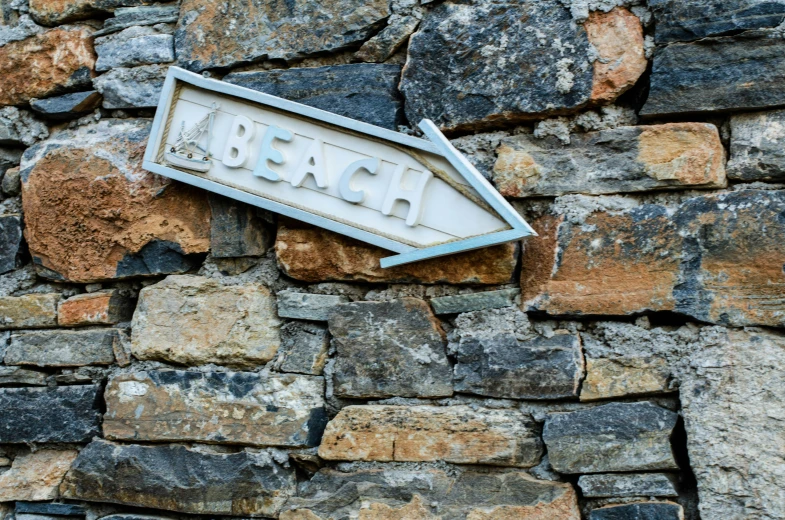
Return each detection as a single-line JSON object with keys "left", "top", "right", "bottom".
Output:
{"left": 290, "top": 139, "right": 328, "bottom": 189}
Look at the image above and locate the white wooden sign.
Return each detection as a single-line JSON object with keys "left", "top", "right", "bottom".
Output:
{"left": 143, "top": 67, "right": 536, "bottom": 268}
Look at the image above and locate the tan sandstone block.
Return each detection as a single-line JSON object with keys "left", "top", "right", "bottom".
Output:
{"left": 581, "top": 357, "right": 672, "bottom": 401}
{"left": 0, "top": 293, "right": 59, "bottom": 330}
{"left": 58, "top": 290, "right": 134, "bottom": 326}
{"left": 637, "top": 123, "right": 726, "bottom": 186}
{"left": 0, "top": 449, "right": 77, "bottom": 501}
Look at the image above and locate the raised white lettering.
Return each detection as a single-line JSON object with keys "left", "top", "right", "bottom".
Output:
{"left": 253, "top": 125, "right": 293, "bottom": 181}
{"left": 381, "top": 164, "right": 433, "bottom": 227}
{"left": 338, "top": 157, "right": 380, "bottom": 204}
{"left": 290, "top": 138, "right": 328, "bottom": 188}
{"left": 221, "top": 115, "right": 255, "bottom": 168}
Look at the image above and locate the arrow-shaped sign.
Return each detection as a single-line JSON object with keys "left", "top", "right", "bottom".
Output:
{"left": 143, "top": 67, "right": 536, "bottom": 268}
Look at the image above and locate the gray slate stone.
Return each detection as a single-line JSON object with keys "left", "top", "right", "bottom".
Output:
{"left": 208, "top": 193, "right": 272, "bottom": 258}
{"left": 15, "top": 503, "right": 86, "bottom": 516}
{"left": 0, "top": 385, "right": 101, "bottom": 443}
{"left": 642, "top": 29, "right": 785, "bottom": 117}
{"left": 0, "top": 366, "right": 48, "bottom": 386}
{"left": 93, "top": 64, "right": 167, "bottom": 109}
{"left": 0, "top": 15, "right": 45, "bottom": 47}
{"left": 96, "top": 4, "right": 180, "bottom": 36}
{"left": 30, "top": 91, "right": 102, "bottom": 121}
{"left": 0, "top": 107, "right": 48, "bottom": 147}
{"left": 60, "top": 439, "right": 296, "bottom": 517}
{"left": 329, "top": 298, "right": 452, "bottom": 398}
{"left": 0, "top": 147, "right": 22, "bottom": 177}
{"left": 0, "top": 214, "right": 22, "bottom": 275}
{"left": 727, "top": 109, "right": 785, "bottom": 182}
{"left": 543, "top": 401, "right": 679, "bottom": 474}
{"left": 578, "top": 473, "right": 679, "bottom": 498}
{"left": 29, "top": 0, "right": 148, "bottom": 26}
{"left": 224, "top": 64, "right": 405, "bottom": 130}
{"left": 452, "top": 333, "right": 584, "bottom": 400}
{"left": 5, "top": 328, "right": 118, "bottom": 366}
{"left": 95, "top": 26, "right": 175, "bottom": 72}
{"left": 650, "top": 0, "right": 785, "bottom": 43}
{"left": 590, "top": 502, "right": 684, "bottom": 520}
{"left": 430, "top": 288, "right": 518, "bottom": 315}
{"left": 354, "top": 14, "right": 420, "bottom": 62}
{"left": 276, "top": 321, "right": 330, "bottom": 375}
{"left": 400, "top": 0, "right": 593, "bottom": 131}
{"left": 1, "top": 166, "right": 20, "bottom": 196}
{"left": 277, "top": 291, "right": 349, "bottom": 321}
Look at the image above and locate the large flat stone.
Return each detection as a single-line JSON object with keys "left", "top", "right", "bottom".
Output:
{"left": 581, "top": 357, "right": 672, "bottom": 401}
{"left": 0, "top": 450, "right": 77, "bottom": 501}
{"left": 0, "top": 293, "right": 59, "bottom": 330}
{"left": 93, "top": 64, "right": 168, "bottom": 109}
{"left": 30, "top": 91, "right": 102, "bottom": 121}
{"left": 104, "top": 370, "right": 326, "bottom": 447}
{"left": 578, "top": 473, "right": 679, "bottom": 498}
{"left": 207, "top": 193, "right": 272, "bottom": 258}
{"left": 590, "top": 502, "right": 684, "bottom": 520}
{"left": 401, "top": 2, "right": 645, "bottom": 131}
{"left": 0, "top": 214, "right": 22, "bottom": 275}
{"left": 494, "top": 123, "right": 726, "bottom": 197}
{"left": 224, "top": 65, "right": 405, "bottom": 130}
{"left": 5, "top": 328, "right": 118, "bottom": 366}
{"left": 29, "top": 0, "right": 147, "bottom": 25}
{"left": 131, "top": 275, "right": 280, "bottom": 367}
{"left": 727, "top": 109, "right": 785, "bottom": 182}
{"left": 95, "top": 25, "right": 175, "bottom": 72}
{"left": 57, "top": 290, "right": 135, "bottom": 326}
{"left": 0, "top": 385, "right": 101, "bottom": 443}
{"left": 318, "top": 405, "right": 543, "bottom": 467}
{"left": 281, "top": 467, "right": 580, "bottom": 519}
{"left": 0, "top": 367, "right": 48, "bottom": 386}
{"left": 277, "top": 291, "right": 349, "bottom": 321}
{"left": 97, "top": 4, "right": 180, "bottom": 36}
{"left": 175, "top": 0, "right": 390, "bottom": 71}
{"left": 60, "top": 439, "right": 296, "bottom": 517}
{"left": 329, "top": 298, "right": 452, "bottom": 398}
{"left": 276, "top": 222, "right": 518, "bottom": 284}
{"left": 543, "top": 401, "right": 679, "bottom": 474}
{"left": 20, "top": 119, "right": 209, "bottom": 282}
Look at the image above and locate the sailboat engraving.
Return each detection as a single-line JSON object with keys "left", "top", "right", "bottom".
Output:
{"left": 165, "top": 103, "right": 219, "bottom": 173}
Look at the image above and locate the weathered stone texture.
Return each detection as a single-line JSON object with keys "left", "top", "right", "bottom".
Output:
{"left": 277, "top": 291, "right": 349, "bottom": 321}
{"left": 30, "top": 91, "right": 102, "bottom": 121}
{"left": 0, "top": 450, "right": 78, "bottom": 502}
{"left": 131, "top": 275, "right": 280, "bottom": 367}
{"left": 0, "top": 366, "right": 48, "bottom": 386}
{"left": 208, "top": 194, "right": 272, "bottom": 258}
{"left": 97, "top": 4, "right": 180, "bottom": 36}
{"left": 642, "top": 29, "right": 785, "bottom": 116}
{"left": 0, "top": 214, "right": 22, "bottom": 275}
{"left": 29, "top": 0, "right": 148, "bottom": 25}
{"left": 590, "top": 502, "right": 684, "bottom": 520}
{"left": 0, "top": 107, "right": 49, "bottom": 146}
{"left": 0, "top": 28, "right": 95, "bottom": 106}
{"left": 494, "top": 123, "right": 726, "bottom": 197}
{"left": 276, "top": 222, "right": 517, "bottom": 284}
{"left": 281, "top": 468, "right": 580, "bottom": 519}
{"left": 95, "top": 25, "right": 175, "bottom": 72}
{"left": 57, "top": 290, "right": 135, "bottom": 326}
{"left": 0, "top": 385, "right": 101, "bottom": 443}
{"left": 0, "top": 293, "right": 59, "bottom": 330}
{"left": 680, "top": 328, "right": 785, "bottom": 520}
{"left": 275, "top": 322, "right": 329, "bottom": 375}
{"left": 581, "top": 357, "right": 672, "bottom": 401}
{"left": 20, "top": 119, "right": 210, "bottom": 282}
{"left": 578, "top": 473, "right": 679, "bottom": 498}
{"left": 224, "top": 65, "right": 405, "bottom": 130}
{"left": 1, "top": 167, "right": 21, "bottom": 197}
{"left": 5, "top": 328, "right": 118, "bottom": 366}
{"left": 61, "top": 440, "right": 296, "bottom": 517}
{"left": 92, "top": 64, "right": 168, "bottom": 109}
{"left": 354, "top": 15, "right": 420, "bottom": 63}
{"left": 727, "top": 109, "right": 785, "bottom": 182}
{"left": 319, "top": 405, "right": 543, "bottom": 467}
{"left": 543, "top": 401, "right": 679, "bottom": 474}
{"left": 430, "top": 288, "right": 518, "bottom": 315}
{"left": 104, "top": 370, "right": 326, "bottom": 447}
{"left": 401, "top": 1, "right": 644, "bottom": 131}
{"left": 329, "top": 299, "right": 451, "bottom": 398}
{"left": 175, "top": 0, "right": 390, "bottom": 71}
{"left": 14, "top": 502, "right": 86, "bottom": 516}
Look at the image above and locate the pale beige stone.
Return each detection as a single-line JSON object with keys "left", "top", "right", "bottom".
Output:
{"left": 581, "top": 357, "right": 672, "bottom": 401}
{"left": 0, "top": 449, "right": 77, "bottom": 501}
{"left": 0, "top": 293, "right": 59, "bottom": 330}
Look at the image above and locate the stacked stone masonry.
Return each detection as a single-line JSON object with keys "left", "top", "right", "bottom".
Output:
{"left": 0, "top": 1, "right": 783, "bottom": 520}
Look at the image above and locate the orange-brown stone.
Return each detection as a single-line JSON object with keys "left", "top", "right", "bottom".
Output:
{"left": 0, "top": 449, "right": 77, "bottom": 501}
{"left": 57, "top": 290, "right": 134, "bottom": 326}
{"left": 0, "top": 28, "right": 95, "bottom": 106}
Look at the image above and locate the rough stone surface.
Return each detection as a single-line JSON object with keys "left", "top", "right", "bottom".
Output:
{"left": 208, "top": 193, "right": 272, "bottom": 258}
{"left": 281, "top": 467, "right": 581, "bottom": 519}
{"left": 0, "top": 293, "right": 59, "bottom": 330}
{"left": 276, "top": 222, "right": 517, "bottom": 285}
{"left": 0, "top": 366, "right": 48, "bottom": 386}
{"left": 15, "top": 503, "right": 86, "bottom": 516}
{"left": 93, "top": 64, "right": 168, "bottom": 109}
{"left": 131, "top": 276, "right": 281, "bottom": 368}
{"left": 319, "top": 405, "right": 543, "bottom": 467}
{"left": 5, "top": 328, "right": 117, "bottom": 366}
{"left": 581, "top": 357, "right": 672, "bottom": 401}
{"left": 493, "top": 123, "right": 726, "bottom": 197}
{"left": 401, "top": 2, "right": 644, "bottom": 132}
{"left": 642, "top": 29, "right": 785, "bottom": 117}
{"left": 57, "top": 290, "right": 135, "bottom": 326}
{"left": 430, "top": 288, "right": 518, "bottom": 315}
{"left": 175, "top": 0, "right": 390, "bottom": 71}
{"left": 0, "top": 385, "right": 101, "bottom": 443}
{"left": 61, "top": 439, "right": 296, "bottom": 517}
{"left": 277, "top": 291, "right": 349, "bottom": 321}
{"left": 0, "top": 15, "right": 45, "bottom": 47}
{"left": 329, "top": 298, "right": 452, "bottom": 398}
{"left": 0, "top": 214, "right": 22, "bottom": 275}
{"left": 275, "top": 322, "right": 329, "bottom": 376}
{"left": 543, "top": 401, "right": 679, "bottom": 474}
{"left": 224, "top": 65, "right": 405, "bottom": 130}
{"left": 97, "top": 4, "right": 180, "bottom": 36}
{"left": 0, "top": 107, "right": 49, "bottom": 146}
{"left": 680, "top": 327, "right": 785, "bottom": 520}
{"left": 29, "top": 0, "right": 148, "bottom": 25}
{"left": 578, "top": 473, "right": 679, "bottom": 498}
{"left": 20, "top": 119, "right": 210, "bottom": 282}
{"left": 104, "top": 370, "right": 327, "bottom": 447}
{"left": 95, "top": 25, "right": 174, "bottom": 72}
{"left": 0, "top": 27, "right": 95, "bottom": 106}
{"left": 590, "top": 502, "right": 684, "bottom": 520}
{"left": 727, "top": 109, "right": 785, "bottom": 182}
{"left": 0, "top": 147, "right": 23, "bottom": 177}
{"left": 0, "top": 450, "right": 78, "bottom": 502}
{"left": 354, "top": 15, "right": 420, "bottom": 62}
{"left": 1, "top": 166, "right": 21, "bottom": 196}
{"left": 30, "top": 91, "right": 102, "bottom": 120}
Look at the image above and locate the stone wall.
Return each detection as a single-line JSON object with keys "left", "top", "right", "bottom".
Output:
{"left": 0, "top": 1, "right": 784, "bottom": 519}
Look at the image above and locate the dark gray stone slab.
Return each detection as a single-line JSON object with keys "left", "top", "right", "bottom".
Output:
{"left": 728, "top": 109, "right": 785, "bottom": 181}
{"left": 590, "top": 502, "right": 684, "bottom": 520}
{"left": 5, "top": 328, "right": 118, "bottom": 367}
{"left": 578, "top": 473, "right": 679, "bottom": 498}
{"left": 276, "top": 321, "right": 330, "bottom": 375}
{"left": 16, "top": 502, "right": 86, "bottom": 516}
{"left": 30, "top": 91, "right": 102, "bottom": 121}
{"left": 453, "top": 333, "right": 584, "bottom": 400}
{"left": 431, "top": 288, "right": 518, "bottom": 315}
{"left": 642, "top": 29, "right": 785, "bottom": 117}
{"left": 0, "top": 214, "right": 22, "bottom": 275}
{"left": 93, "top": 64, "right": 167, "bottom": 109}
{"left": 60, "top": 439, "right": 296, "bottom": 517}
{"left": 0, "top": 147, "right": 22, "bottom": 177}
{"left": 224, "top": 64, "right": 405, "bottom": 130}
{"left": 277, "top": 291, "right": 349, "bottom": 321}
{"left": 208, "top": 193, "right": 272, "bottom": 258}
{"left": 329, "top": 298, "right": 452, "bottom": 398}
{"left": 543, "top": 401, "right": 679, "bottom": 474}
{"left": 0, "top": 385, "right": 101, "bottom": 443}
{"left": 96, "top": 4, "right": 180, "bottom": 36}
{"left": 650, "top": 0, "right": 785, "bottom": 43}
